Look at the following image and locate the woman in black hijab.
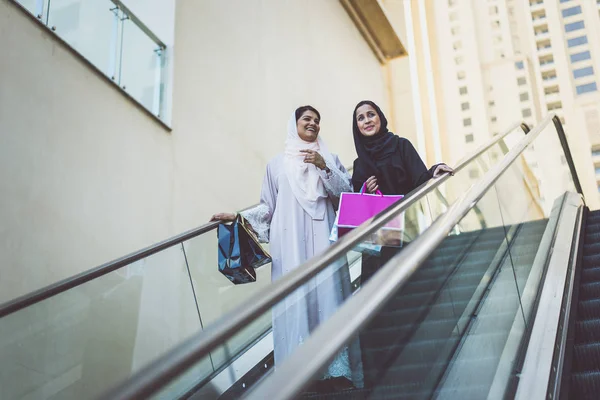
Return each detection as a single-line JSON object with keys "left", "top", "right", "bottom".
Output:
{"left": 352, "top": 100, "right": 453, "bottom": 390}
{"left": 352, "top": 100, "right": 453, "bottom": 283}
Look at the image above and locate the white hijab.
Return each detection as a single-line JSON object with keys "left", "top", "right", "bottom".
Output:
{"left": 284, "top": 112, "right": 335, "bottom": 220}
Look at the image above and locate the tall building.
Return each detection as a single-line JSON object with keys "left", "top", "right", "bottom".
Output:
{"left": 425, "top": 0, "right": 600, "bottom": 209}
{"left": 521, "top": 0, "right": 600, "bottom": 201}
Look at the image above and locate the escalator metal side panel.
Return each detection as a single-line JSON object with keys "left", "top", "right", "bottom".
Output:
{"left": 515, "top": 192, "right": 584, "bottom": 400}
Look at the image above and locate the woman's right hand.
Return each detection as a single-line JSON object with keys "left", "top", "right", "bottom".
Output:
{"left": 365, "top": 176, "right": 379, "bottom": 194}
{"left": 210, "top": 213, "right": 237, "bottom": 222}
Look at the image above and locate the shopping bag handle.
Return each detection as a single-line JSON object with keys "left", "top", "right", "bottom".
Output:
{"left": 360, "top": 182, "right": 383, "bottom": 196}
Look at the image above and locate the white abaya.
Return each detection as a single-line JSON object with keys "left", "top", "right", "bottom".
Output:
{"left": 241, "top": 153, "right": 363, "bottom": 387}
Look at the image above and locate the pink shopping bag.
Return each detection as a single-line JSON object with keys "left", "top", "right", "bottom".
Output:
{"left": 337, "top": 183, "right": 404, "bottom": 239}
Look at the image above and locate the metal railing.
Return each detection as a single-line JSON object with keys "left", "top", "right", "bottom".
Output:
{"left": 244, "top": 114, "right": 581, "bottom": 399}
{"left": 99, "top": 121, "right": 530, "bottom": 400}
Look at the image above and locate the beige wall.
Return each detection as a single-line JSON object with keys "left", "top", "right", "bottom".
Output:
{"left": 0, "top": 0, "right": 390, "bottom": 302}
{"left": 170, "top": 0, "right": 390, "bottom": 231}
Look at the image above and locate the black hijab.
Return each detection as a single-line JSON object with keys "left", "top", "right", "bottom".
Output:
{"left": 352, "top": 100, "right": 435, "bottom": 195}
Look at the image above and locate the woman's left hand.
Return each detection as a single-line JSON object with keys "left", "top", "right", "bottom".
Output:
{"left": 433, "top": 164, "right": 454, "bottom": 178}
{"left": 300, "top": 149, "right": 327, "bottom": 170}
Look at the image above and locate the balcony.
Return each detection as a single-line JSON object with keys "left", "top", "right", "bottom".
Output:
{"left": 537, "top": 41, "right": 552, "bottom": 56}
{"left": 542, "top": 71, "right": 557, "bottom": 82}
{"left": 547, "top": 101, "right": 562, "bottom": 111}
{"left": 532, "top": 12, "right": 547, "bottom": 26}
{"left": 530, "top": 0, "right": 544, "bottom": 12}
{"left": 534, "top": 28, "right": 550, "bottom": 40}
{"left": 539, "top": 54, "right": 555, "bottom": 70}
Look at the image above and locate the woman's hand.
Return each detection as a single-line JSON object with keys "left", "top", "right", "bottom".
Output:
{"left": 210, "top": 213, "right": 237, "bottom": 222}
{"left": 433, "top": 164, "right": 454, "bottom": 178}
{"left": 300, "top": 149, "right": 327, "bottom": 170}
{"left": 365, "top": 176, "right": 379, "bottom": 194}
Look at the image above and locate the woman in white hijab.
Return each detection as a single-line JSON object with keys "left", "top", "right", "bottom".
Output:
{"left": 212, "top": 105, "right": 363, "bottom": 391}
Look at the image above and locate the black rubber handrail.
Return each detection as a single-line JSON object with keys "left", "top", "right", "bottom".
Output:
{"left": 552, "top": 116, "right": 584, "bottom": 196}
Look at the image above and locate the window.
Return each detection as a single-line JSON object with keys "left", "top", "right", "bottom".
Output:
{"left": 491, "top": 116, "right": 497, "bottom": 122}
{"left": 576, "top": 82, "right": 598, "bottom": 95}
{"left": 465, "top": 134, "right": 474, "bottom": 143}
{"left": 494, "top": 35, "right": 503, "bottom": 44}
{"left": 452, "top": 26, "right": 461, "bottom": 35}
{"left": 455, "top": 55, "right": 464, "bottom": 65}
{"left": 461, "top": 102, "right": 470, "bottom": 111}
{"left": 460, "top": 86, "right": 468, "bottom": 95}
{"left": 520, "top": 92, "right": 529, "bottom": 101}
{"left": 515, "top": 61, "right": 525, "bottom": 69}
{"left": 492, "top": 20, "right": 501, "bottom": 29}
{"left": 489, "top": 100, "right": 496, "bottom": 107}
{"left": 565, "top": 21, "right": 585, "bottom": 32}
{"left": 596, "top": 166, "right": 600, "bottom": 174}
{"left": 522, "top": 108, "right": 532, "bottom": 117}
{"left": 518, "top": 77, "right": 527, "bottom": 85}
{"left": 448, "top": 0, "right": 457, "bottom": 6}
{"left": 571, "top": 51, "right": 591, "bottom": 63}
{"left": 489, "top": 5, "right": 498, "bottom": 14}
{"left": 567, "top": 36, "right": 588, "bottom": 48}
{"left": 453, "top": 41, "right": 463, "bottom": 50}
{"left": 592, "top": 149, "right": 600, "bottom": 157}
{"left": 574, "top": 66, "right": 595, "bottom": 79}
{"left": 562, "top": 6, "right": 582, "bottom": 18}
{"left": 560, "top": 0, "right": 571, "bottom": 3}
{"left": 457, "top": 71, "right": 466, "bottom": 80}
{"left": 463, "top": 118, "right": 472, "bottom": 127}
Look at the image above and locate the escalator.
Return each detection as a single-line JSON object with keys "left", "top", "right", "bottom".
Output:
{"left": 2, "top": 114, "right": 593, "bottom": 400}
{"left": 90, "top": 113, "right": 592, "bottom": 400}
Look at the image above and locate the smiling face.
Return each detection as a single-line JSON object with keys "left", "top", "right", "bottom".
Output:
{"left": 355, "top": 104, "right": 381, "bottom": 137}
{"left": 296, "top": 110, "right": 321, "bottom": 142}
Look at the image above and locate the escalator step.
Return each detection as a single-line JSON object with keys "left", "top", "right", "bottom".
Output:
{"left": 579, "top": 299, "right": 600, "bottom": 320}
{"left": 585, "top": 232, "right": 600, "bottom": 243}
{"left": 585, "top": 224, "right": 600, "bottom": 235}
{"left": 573, "top": 342, "right": 600, "bottom": 371}
{"left": 586, "top": 219, "right": 600, "bottom": 228}
{"left": 582, "top": 267, "right": 600, "bottom": 283}
{"left": 585, "top": 219, "right": 600, "bottom": 233}
{"left": 579, "top": 282, "right": 600, "bottom": 301}
{"left": 571, "top": 371, "right": 600, "bottom": 400}
{"left": 576, "top": 319, "right": 600, "bottom": 343}
{"left": 584, "top": 242, "right": 600, "bottom": 256}
{"left": 584, "top": 232, "right": 600, "bottom": 243}
{"left": 582, "top": 254, "right": 600, "bottom": 269}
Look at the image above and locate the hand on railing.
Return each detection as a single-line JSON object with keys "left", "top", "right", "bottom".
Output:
{"left": 433, "top": 164, "right": 455, "bottom": 178}
{"left": 210, "top": 213, "right": 237, "bottom": 223}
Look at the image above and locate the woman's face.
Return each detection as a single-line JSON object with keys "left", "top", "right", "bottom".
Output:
{"left": 297, "top": 110, "right": 320, "bottom": 142}
{"left": 355, "top": 104, "right": 381, "bottom": 137}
